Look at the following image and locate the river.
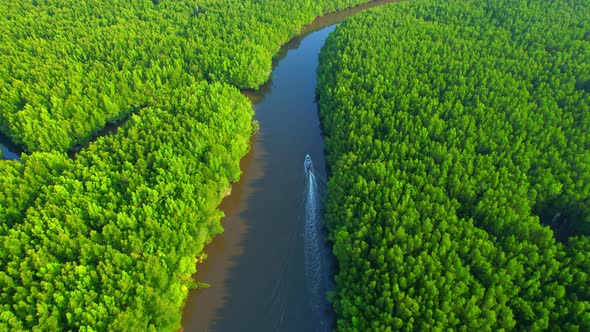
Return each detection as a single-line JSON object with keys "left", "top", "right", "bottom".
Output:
{"left": 181, "top": 1, "right": 398, "bottom": 331}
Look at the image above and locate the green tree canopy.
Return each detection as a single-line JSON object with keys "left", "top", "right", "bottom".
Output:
{"left": 317, "top": 0, "right": 590, "bottom": 329}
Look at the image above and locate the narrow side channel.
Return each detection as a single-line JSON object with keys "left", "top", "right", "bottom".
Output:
{"left": 0, "top": 132, "right": 22, "bottom": 161}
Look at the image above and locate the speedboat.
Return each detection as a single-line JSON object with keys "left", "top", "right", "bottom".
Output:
{"left": 304, "top": 154, "right": 313, "bottom": 172}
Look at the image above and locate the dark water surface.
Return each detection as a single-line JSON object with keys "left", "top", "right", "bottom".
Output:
{"left": 0, "top": 132, "right": 21, "bottom": 161}
{"left": 181, "top": 1, "right": 399, "bottom": 331}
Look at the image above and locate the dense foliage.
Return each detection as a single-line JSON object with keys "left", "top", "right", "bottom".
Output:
{"left": 317, "top": 0, "right": 590, "bottom": 330}
{"left": 0, "top": 0, "right": 371, "bottom": 153}
{"left": 0, "top": 0, "right": 376, "bottom": 330}
{"left": 0, "top": 83, "right": 252, "bottom": 330}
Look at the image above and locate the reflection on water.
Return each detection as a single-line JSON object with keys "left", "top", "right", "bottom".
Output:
{"left": 0, "top": 132, "right": 22, "bottom": 161}
{"left": 181, "top": 136, "right": 262, "bottom": 331}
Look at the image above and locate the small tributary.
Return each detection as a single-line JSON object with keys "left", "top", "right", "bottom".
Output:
{"left": 0, "top": 133, "right": 21, "bottom": 161}
{"left": 181, "top": 1, "right": 398, "bottom": 331}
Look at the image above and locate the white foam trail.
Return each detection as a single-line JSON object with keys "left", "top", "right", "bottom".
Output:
{"left": 304, "top": 171, "right": 329, "bottom": 331}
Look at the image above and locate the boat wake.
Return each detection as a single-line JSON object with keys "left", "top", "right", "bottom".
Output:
{"left": 303, "top": 164, "right": 332, "bottom": 331}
